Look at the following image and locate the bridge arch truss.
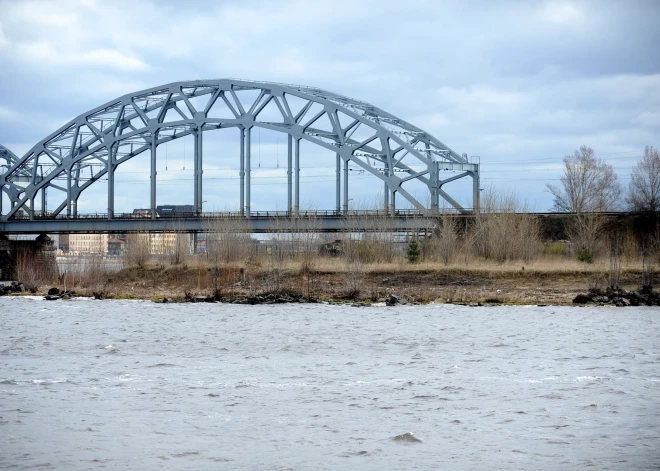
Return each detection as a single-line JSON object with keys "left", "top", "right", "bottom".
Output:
{"left": 0, "top": 79, "right": 479, "bottom": 221}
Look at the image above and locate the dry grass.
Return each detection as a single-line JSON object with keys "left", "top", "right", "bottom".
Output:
{"left": 39, "top": 251, "right": 648, "bottom": 306}
{"left": 288, "top": 255, "right": 642, "bottom": 276}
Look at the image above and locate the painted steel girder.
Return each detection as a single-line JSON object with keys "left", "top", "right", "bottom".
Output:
{"left": 0, "top": 79, "right": 478, "bottom": 219}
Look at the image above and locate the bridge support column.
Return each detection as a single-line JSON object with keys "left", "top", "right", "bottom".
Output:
{"left": 73, "top": 164, "right": 81, "bottom": 218}
{"left": 108, "top": 145, "right": 115, "bottom": 219}
{"left": 383, "top": 161, "right": 389, "bottom": 213}
{"left": 66, "top": 170, "right": 72, "bottom": 217}
{"left": 294, "top": 138, "right": 300, "bottom": 216}
{"left": 472, "top": 163, "right": 480, "bottom": 213}
{"left": 194, "top": 128, "right": 203, "bottom": 214}
{"left": 288, "top": 135, "right": 293, "bottom": 216}
{"left": 239, "top": 127, "right": 245, "bottom": 216}
{"left": 150, "top": 134, "right": 157, "bottom": 219}
{"left": 245, "top": 127, "right": 251, "bottom": 216}
{"left": 336, "top": 153, "right": 341, "bottom": 214}
{"left": 390, "top": 191, "right": 396, "bottom": 216}
{"left": 428, "top": 145, "right": 440, "bottom": 214}
{"left": 343, "top": 158, "right": 349, "bottom": 215}
{"left": 41, "top": 188, "right": 46, "bottom": 217}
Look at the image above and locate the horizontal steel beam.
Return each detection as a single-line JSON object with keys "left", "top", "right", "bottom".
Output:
{"left": 0, "top": 215, "right": 438, "bottom": 234}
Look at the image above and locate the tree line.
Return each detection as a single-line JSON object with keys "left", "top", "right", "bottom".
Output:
{"left": 547, "top": 145, "right": 660, "bottom": 213}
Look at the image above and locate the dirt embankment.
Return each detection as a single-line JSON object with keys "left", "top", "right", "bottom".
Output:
{"left": 5, "top": 260, "right": 653, "bottom": 306}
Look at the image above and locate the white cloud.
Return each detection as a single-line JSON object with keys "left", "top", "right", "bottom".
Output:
{"left": 0, "top": 23, "right": 7, "bottom": 49}
{"left": 632, "top": 111, "right": 660, "bottom": 129}
{"left": 16, "top": 42, "right": 148, "bottom": 71}
{"left": 0, "top": 105, "right": 19, "bottom": 121}
{"left": 540, "top": 1, "right": 583, "bottom": 24}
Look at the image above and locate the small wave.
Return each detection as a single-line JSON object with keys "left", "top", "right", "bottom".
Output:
{"left": 392, "top": 432, "right": 422, "bottom": 443}
{"left": 171, "top": 451, "right": 200, "bottom": 458}
{"left": 537, "top": 393, "right": 566, "bottom": 399}
{"left": 146, "top": 363, "right": 178, "bottom": 368}
{"left": 340, "top": 450, "right": 372, "bottom": 457}
{"left": 0, "top": 379, "right": 18, "bottom": 385}
{"left": 235, "top": 380, "right": 257, "bottom": 388}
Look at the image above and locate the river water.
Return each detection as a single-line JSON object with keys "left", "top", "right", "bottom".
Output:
{"left": 1, "top": 298, "right": 658, "bottom": 470}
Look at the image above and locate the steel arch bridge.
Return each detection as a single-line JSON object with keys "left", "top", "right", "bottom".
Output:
{"left": 0, "top": 79, "right": 479, "bottom": 222}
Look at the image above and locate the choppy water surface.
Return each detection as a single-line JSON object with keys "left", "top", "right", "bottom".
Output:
{"left": 1, "top": 298, "right": 658, "bottom": 470}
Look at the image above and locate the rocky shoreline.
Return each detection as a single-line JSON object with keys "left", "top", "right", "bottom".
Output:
{"left": 572, "top": 286, "right": 660, "bottom": 307}
{"left": 2, "top": 268, "right": 659, "bottom": 307}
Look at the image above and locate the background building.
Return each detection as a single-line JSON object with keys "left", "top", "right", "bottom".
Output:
{"left": 68, "top": 234, "right": 108, "bottom": 255}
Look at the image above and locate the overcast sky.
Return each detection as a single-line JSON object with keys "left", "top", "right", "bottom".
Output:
{"left": 1, "top": 0, "right": 659, "bottom": 213}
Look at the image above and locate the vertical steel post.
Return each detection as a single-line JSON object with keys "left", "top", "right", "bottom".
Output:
{"left": 472, "top": 163, "right": 480, "bottom": 213}
{"left": 29, "top": 196, "right": 34, "bottom": 220}
{"left": 383, "top": 161, "right": 389, "bottom": 213}
{"left": 294, "top": 138, "right": 300, "bottom": 216}
{"left": 239, "top": 127, "right": 245, "bottom": 216}
{"left": 336, "top": 153, "right": 341, "bottom": 214}
{"left": 194, "top": 128, "right": 203, "bottom": 214}
{"left": 193, "top": 129, "right": 199, "bottom": 214}
{"left": 73, "top": 164, "right": 81, "bottom": 218}
{"left": 41, "top": 188, "right": 46, "bottom": 217}
{"left": 246, "top": 127, "right": 251, "bottom": 216}
{"left": 66, "top": 169, "right": 72, "bottom": 217}
{"left": 107, "top": 144, "right": 114, "bottom": 219}
{"left": 150, "top": 134, "right": 157, "bottom": 219}
{"left": 343, "top": 158, "right": 349, "bottom": 215}
{"left": 391, "top": 191, "right": 396, "bottom": 216}
{"left": 427, "top": 143, "right": 439, "bottom": 214}
{"left": 287, "top": 135, "right": 293, "bottom": 215}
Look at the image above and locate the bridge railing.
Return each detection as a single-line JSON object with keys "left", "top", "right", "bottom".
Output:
{"left": 7, "top": 209, "right": 429, "bottom": 221}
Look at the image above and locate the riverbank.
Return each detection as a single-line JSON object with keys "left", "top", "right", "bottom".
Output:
{"left": 3, "top": 258, "right": 656, "bottom": 305}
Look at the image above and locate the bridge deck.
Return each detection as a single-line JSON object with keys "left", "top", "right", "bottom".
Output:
{"left": 0, "top": 211, "right": 636, "bottom": 234}
{"left": 0, "top": 211, "right": 438, "bottom": 234}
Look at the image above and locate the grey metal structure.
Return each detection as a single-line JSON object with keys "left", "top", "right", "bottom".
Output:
{"left": 0, "top": 211, "right": 436, "bottom": 234}
{"left": 0, "top": 79, "right": 479, "bottom": 222}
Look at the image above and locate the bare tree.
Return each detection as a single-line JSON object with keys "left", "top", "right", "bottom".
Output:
{"left": 469, "top": 189, "right": 541, "bottom": 263}
{"left": 207, "top": 217, "right": 252, "bottom": 297}
{"left": 627, "top": 146, "right": 660, "bottom": 212}
{"left": 547, "top": 146, "right": 622, "bottom": 212}
{"left": 167, "top": 221, "right": 190, "bottom": 265}
{"left": 426, "top": 211, "right": 459, "bottom": 265}
{"left": 124, "top": 233, "right": 151, "bottom": 267}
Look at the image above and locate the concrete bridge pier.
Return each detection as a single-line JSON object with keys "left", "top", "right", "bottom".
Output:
{"left": 0, "top": 233, "right": 58, "bottom": 282}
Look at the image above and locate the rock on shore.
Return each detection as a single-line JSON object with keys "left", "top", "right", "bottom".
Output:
{"left": 573, "top": 286, "right": 660, "bottom": 307}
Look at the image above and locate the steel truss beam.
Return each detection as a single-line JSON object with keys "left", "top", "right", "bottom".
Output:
{"left": 0, "top": 79, "right": 479, "bottom": 221}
